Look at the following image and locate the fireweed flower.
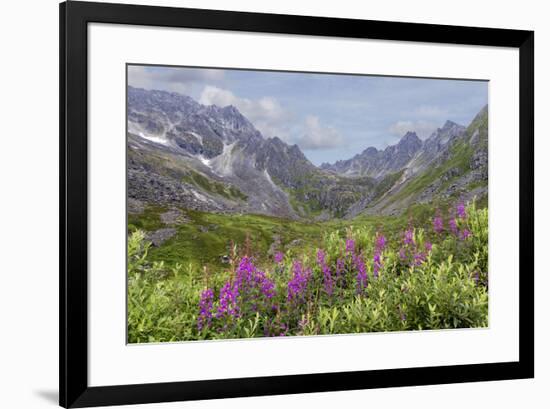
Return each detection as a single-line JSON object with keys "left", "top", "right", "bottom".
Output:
{"left": 322, "top": 264, "right": 333, "bottom": 296}
{"left": 353, "top": 254, "right": 368, "bottom": 293}
{"left": 234, "top": 257, "right": 255, "bottom": 290}
{"left": 345, "top": 239, "right": 355, "bottom": 254}
{"left": 247, "top": 261, "right": 276, "bottom": 301}
{"left": 373, "top": 251, "right": 382, "bottom": 278}
{"left": 425, "top": 241, "right": 433, "bottom": 252}
{"left": 457, "top": 202, "right": 467, "bottom": 219}
{"left": 254, "top": 270, "right": 275, "bottom": 299}
{"left": 449, "top": 218, "right": 458, "bottom": 235}
{"left": 197, "top": 288, "right": 214, "bottom": 331}
{"left": 274, "top": 251, "right": 284, "bottom": 264}
{"left": 433, "top": 215, "right": 444, "bottom": 234}
{"left": 414, "top": 252, "right": 426, "bottom": 266}
{"left": 336, "top": 258, "right": 345, "bottom": 281}
{"left": 403, "top": 228, "right": 414, "bottom": 245}
{"left": 316, "top": 249, "right": 326, "bottom": 266}
{"left": 373, "top": 233, "right": 386, "bottom": 278}
{"left": 216, "top": 281, "right": 239, "bottom": 319}
{"left": 215, "top": 257, "right": 276, "bottom": 321}
{"left": 376, "top": 234, "right": 387, "bottom": 251}
{"left": 460, "top": 229, "right": 472, "bottom": 240}
{"left": 287, "top": 261, "right": 309, "bottom": 302}
{"left": 316, "top": 249, "right": 333, "bottom": 296}
{"left": 336, "top": 258, "right": 344, "bottom": 276}
{"left": 399, "top": 248, "right": 407, "bottom": 260}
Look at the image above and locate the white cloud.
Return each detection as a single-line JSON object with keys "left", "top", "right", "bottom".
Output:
{"left": 199, "top": 86, "right": 345, "bottom": 151}
{"left": 199, "top": 85, "right": 292, "bottom": 140}
{"left": 127, "top": 66, "right": 224, "bottom": 94}
{"left": 389, "top": 120, "right": 438, "bottom": 139}
{"left": 199, "top": 86, "right": 236, "bottom": 107}
{"left": 297, "top": 116, "right": 344, "bottom": 150}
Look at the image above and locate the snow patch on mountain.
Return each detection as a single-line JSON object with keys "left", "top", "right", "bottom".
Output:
{"left": 188, "top": 131, "right": 204, "bottom": 145}
{"left": 138, "top": 132, "right": 170, "bottom": 147}
{"left": 197, "top": 155, "right": 212, "bottom": 167}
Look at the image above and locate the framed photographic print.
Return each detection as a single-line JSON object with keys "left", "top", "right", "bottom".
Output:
{"left": 60, "top": 1, "right": 534, "bottom": 407}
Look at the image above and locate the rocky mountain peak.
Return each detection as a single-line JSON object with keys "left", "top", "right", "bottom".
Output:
{"left": 362, "top": 146, "right": 378, "bottom": 156}
{"left": 442, "top": 120, "right": 459, "bottom": 130}
{"left": 267, "top": 136, "right": 285, "bottom": 147}
{"left": 423, "top": 119, "right": 466, "bottom": 149}
{"left": 204, "top": 103, "right": 254, "bottom": 132}
{"left": 128, "top": 87, "right": 267, "bottom": 157}
{"left": 289, "top": 143, "right": 305, "bottom": 157}
{"left": 398, "top": 131, "right": 421, "bottom": 148}
{"left": 222, "top": 104, "right": 239, "bottom": 113}
{"left": 391, "top": 132, "right": 422, "bottom": 159}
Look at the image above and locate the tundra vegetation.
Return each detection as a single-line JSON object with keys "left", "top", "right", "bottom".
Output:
{"left": 128, "top": 201, "right": 488, "bottom": 342}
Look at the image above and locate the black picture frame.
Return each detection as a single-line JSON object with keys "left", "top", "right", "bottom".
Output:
{"left": 60, "top": 1, "right": 534, "bottom": 407}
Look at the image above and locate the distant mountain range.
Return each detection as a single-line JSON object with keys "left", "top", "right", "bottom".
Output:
{"left": 127, "top": 86, "right": 488, "bottom": 219}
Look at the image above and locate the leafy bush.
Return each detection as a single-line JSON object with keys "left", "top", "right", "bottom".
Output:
{"left": 127, "top": 201, "right": 488, "bottom": 342}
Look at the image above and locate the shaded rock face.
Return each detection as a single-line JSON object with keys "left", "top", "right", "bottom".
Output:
{"left": 381, "top": 131, "right": 423, "bottom": 170}
{"left": 251, "top": 137, "right": 317, "bottom": 189}
{"left": 471, "top": 150, "right": 488, "bottom": 173}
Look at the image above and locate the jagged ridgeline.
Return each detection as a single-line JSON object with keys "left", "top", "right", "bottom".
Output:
{"left": 127, "top": 86, "right": 487, "bottom": 219}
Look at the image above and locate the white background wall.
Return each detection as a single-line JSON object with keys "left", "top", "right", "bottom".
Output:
{"left": 0, "top": 0, "right": 546, "bottom": 408}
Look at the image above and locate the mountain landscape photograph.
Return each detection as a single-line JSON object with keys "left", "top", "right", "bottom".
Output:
{"left": 126, "top": 65, "right": 489, "bottom": 343}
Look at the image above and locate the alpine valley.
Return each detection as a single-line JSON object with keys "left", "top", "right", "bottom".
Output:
{"left": 128, "top": 86, "right": 488, "bottom": 223}
{"left": 126, "top": 84, "right": 490, "bottom": 343}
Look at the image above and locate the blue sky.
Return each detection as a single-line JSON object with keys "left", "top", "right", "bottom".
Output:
{"left": 128, "top": 65, "right": 488, "bottom": 165}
